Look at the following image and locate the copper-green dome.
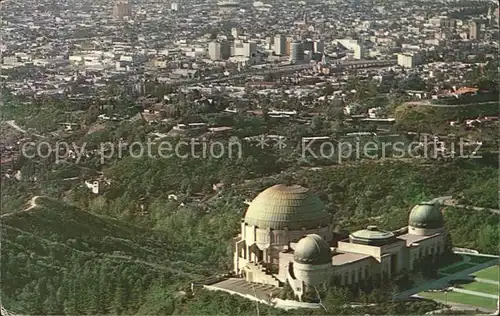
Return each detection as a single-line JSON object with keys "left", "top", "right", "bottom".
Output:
{"left": 409, "top": 203, "right": 444, "bottom": 229}
{"left": 243, "top": 184, "right": 331, "bottom": 230}
{"left": 294, "top": 234, "right": 332, "bottom": 265}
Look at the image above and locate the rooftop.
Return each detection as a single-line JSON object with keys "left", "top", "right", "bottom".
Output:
{"left": 397, "top": 233, "right": 441, "bottom": 247}
{"left": 332, "top": 252, "right": 372, "bottom": 266}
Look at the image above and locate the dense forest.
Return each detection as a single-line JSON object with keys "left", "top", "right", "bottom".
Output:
{"left": 1, "top": 197, "right": 236, "bottom": 314}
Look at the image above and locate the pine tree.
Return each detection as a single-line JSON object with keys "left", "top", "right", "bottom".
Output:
{"left": 96, "top": 269, "right": 110, "bottom": 314}
{"left": 112, "top": 280, "right": 128, "bottom": 314}
{"left": 86, "top": 279, "right": 101, "bottom": 315}
{"left": 44, "top": 292, "right": 62, "bottom": 315}
{"left": 62, "top": 278, "right": 78, "bottom": 315}
{"left": 17, "top": 282, "right": 44, "bottom": 315}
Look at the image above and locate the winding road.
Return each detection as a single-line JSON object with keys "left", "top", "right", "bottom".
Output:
{"left": 4, "top": 120, "right": 44, "bottom": 138}
{"left": 430, "top": 196, "right": 500, "bottom": 215}
{"left": 405, "top": 101, "right": 497, "bottom": 108}
{"left": 1, "top": 196, "right": 41, "bottom": 218}
{"left": 5, "top": 120, "right": 27, "bottom": 133}
{"left": 443, "top": 202, "right": 500, "bottom": 215}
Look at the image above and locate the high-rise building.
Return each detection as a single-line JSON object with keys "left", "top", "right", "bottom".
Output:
{"left": 231, "top": 28, "right": 239, "bottom": 39}
{"left": 208, "top": 41, "right": 230, "bottom": 60}
{"left": 469, "top": 21, "right": 481, "bottom": 40}
{"left": 243, "top": 41, "right": 257, "bottom": 57}
{"left": 113, "top": 0, "right": 132, "bottom": 19}
{"left": 353, "top": 44, "right": 365, "bottom": 60}
{"left": 289, "top": 41, "right": 304, "bottom": 63}
{"left": 285, "top": 37, "right": 293, "bottom": 56}
{"left": 314, "top": 40, "right": 324, "bottom": 54}
{"left": 221, "top": 40, "right": 230, "bottom": 59}
{"left": 208, "top": 41, "right": 222, "bottom": 60}
{"left": 265, "top": 37, "right": 273, "bottom": 50}
{"left": 303, "top": 40, "right": 314, "bottom": 52}
{"left": 171, "top": 3, "right": 179, "bottom": 11}
{"left": 274, "top": 35, "right": 286, "bottom": 56}
{"left": 397, "top": 53, "right": 421, "bottom": 68}
{"left": 440, "top": 18, "right": 456, "bottom": 29}
{"left": 233, "top": 40, "right": 243, "bottom": 56}
{"left": 487, "top": 6, "right": 499, "bottom": 25}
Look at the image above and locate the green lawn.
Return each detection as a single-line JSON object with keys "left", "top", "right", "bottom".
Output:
{"left": 466, "top": 255, "right": 498, "bottom": 264}
{"left": 461, "top": 281, "right": 499, "bottom": 296}
{"left": 441, "top": 263, "right": 477, "bottom": 274}
{"left": 419, "top": 291, "right": 498, "bottom": 310}
{"left": 473, "top": 265, "right": 500, "bottom": 282}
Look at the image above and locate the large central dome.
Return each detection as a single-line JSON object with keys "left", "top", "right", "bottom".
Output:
{"left": 244, "top": 184, "right": 331, "bottom": 230}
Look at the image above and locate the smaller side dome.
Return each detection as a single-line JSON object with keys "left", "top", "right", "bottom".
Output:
{"left": 294, "top": 234, "right": 331, "bottom": 265}
{"left": 409, "top": 203, "right": 444, "bottom": 229}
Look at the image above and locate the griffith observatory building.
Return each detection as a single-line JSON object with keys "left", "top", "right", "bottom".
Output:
{"left": 231, "top": 184, "right": 448, "bottom": 300}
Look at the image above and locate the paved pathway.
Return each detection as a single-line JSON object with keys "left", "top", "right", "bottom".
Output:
{"left": 452, "top": 288, "right": 498, "bottom": 299}
{"left": 443, "top": 202, "right": 500, "bottom": 215}
{"left": 206, "top": 278, "right": 279, "bottom": 302}
{"left": 5, "top": 120, "right": 27, "bottom": 133}
{"left": 422, "top": 300, "right": 496, "bottom": 314}
{"left": 1, "top": 196, "right": 41, "bottom": 218}
{"left": 428, "top": 196, "right": 500, "bottom": 215}
{"left": 206, "top": 278, "right": 322, "bottom": 310}
{"left": 406, "top": 100, "right": 497, "bottom": 108}
{"left": 476, "top": 278, "right": 500, "bottom": 285}
{"left": 4, "top": 120, "right": 44, "bottom": 138}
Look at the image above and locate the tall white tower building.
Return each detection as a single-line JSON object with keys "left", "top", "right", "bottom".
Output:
{"left": 231, "top": 28, "right": 239, "bottom": 39}
{"left": 208, "top": 41, "right": 230, "bottom": 60}
{"left": 397, "top": 53, "right": 421, "bottom": 68}
{"left": 208, "top": 41, "right": 222, "bottom": 60}
{"left": 354, "top": 44, "right": 365, "bottom": 60}
{"left": 469, "top": 21, "right": 481, "bottom": 40}
{"left": 314, "top": 40, "right": 325, "bottom": 54}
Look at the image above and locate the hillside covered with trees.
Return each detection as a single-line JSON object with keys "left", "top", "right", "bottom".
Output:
{"left": 2, "top": 197, "right": 443, "bottom": 315}
{"left": 1, "top": 157, "right": 498, "bottom": 314}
